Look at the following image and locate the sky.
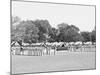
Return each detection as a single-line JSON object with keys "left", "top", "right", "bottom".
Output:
{"left": 12, "top": 1, "right": 95, "bottom": 32}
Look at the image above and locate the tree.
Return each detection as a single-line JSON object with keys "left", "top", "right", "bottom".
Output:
{"left": 57, "top": 23, "right": 81, "bottom": 42}
{"left": 12, "top": 16, "right": 21, "bottom": 25}
{"left": 48, "top": 28, "right": 58, "bottom": 42}
{"left": 11, "top": 20, "right": 39, "bottom": 44}
{"left": 11, "top": 16, "right": 21, "bottom": 43}
{"left": 80, "top": 32, "right": 91, "bottom": 42}
{"left": 33, "top": 20, "right": 52, "bottom": 42}
{"left": 91, "top": 30, "right": 96, "bottom": 43}
{"left": 18, "top": 21, "right": 39, "bottom": 44}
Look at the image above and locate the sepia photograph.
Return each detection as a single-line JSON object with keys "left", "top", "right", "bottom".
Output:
{"left": 11, "top": 0, "right": 96, "bottom": 74}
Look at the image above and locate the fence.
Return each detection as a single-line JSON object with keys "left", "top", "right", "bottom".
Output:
{"left": 11, "top": 46, "right": 56, "bottom": 56}
{"left": 11, "top": 45, "right": 96, "bottom": 56}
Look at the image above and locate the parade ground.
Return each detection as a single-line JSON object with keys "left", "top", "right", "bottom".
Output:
{"left": 11, "top": 51, "right": 96, "bottom": 74}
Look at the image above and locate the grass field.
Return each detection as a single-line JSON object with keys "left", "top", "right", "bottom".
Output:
{"left": 11, "top": 51, "right": 96, "bottom": 74}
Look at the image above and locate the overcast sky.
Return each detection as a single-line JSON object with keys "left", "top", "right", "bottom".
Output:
{"left": 12, "top": 1, "right": 95, "bottom": 32}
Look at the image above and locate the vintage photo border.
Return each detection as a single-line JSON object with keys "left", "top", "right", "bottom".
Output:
{"left": 10, "top": 0, "right": 96, "bottom": 75}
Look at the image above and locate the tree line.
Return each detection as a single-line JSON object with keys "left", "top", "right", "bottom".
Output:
{"left": 11, "top": 16, "right": 96, "bottom": 44}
